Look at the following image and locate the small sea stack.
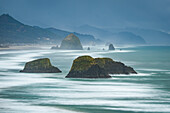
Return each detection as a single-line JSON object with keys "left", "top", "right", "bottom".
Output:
{"left": 51, "top": 45, "right": 59, "bottom": 49}
{"left": 87, "top": 47, "right": 90, "bottom": 50}
{"left": 108, "top": 44, "right": 115, "bottom": 50}
{"left": 20, "top": 58, "right": 61, "bottom": 73}
{"left": 66, "top": 55, "right": 137, "bottom": 78}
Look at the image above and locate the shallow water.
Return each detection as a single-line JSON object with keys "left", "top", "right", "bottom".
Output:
{"left": 0, "top": 46, "right": 170, "bottom": 113}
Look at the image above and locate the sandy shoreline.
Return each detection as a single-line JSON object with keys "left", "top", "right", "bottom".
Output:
{"left": 0, "top": 45, "right": 54, "bottom": 50}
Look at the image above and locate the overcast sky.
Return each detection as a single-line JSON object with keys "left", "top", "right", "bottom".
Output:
{"left": 0, "top": 0, "right": 170, "bottom": 31}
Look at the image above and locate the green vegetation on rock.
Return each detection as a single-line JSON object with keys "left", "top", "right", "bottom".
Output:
{"left": 71, "top": 56, "right": 95, "bottom": 71}
{"left": 20, "top": 58, "right": 61, "bottom": 73}
{"left": 66, "top": 55, "right": 137, "bottom": 78}
{"left": 94, "top": 58, "right": 114, "bottom": 68}
{"left": 71, "top": 56, "right": 114, "bottom": 71}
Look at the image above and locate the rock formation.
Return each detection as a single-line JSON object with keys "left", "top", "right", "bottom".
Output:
{"left": 66, "top": 56, "right": 137, "bottom": 78}
{"left": 87, "top": 47, "right": 90, "bottom": 50}
{"left": 66, "top": 56, "right": 110, "bottom": 78}
{"left": 60, "top": 33, "right": 83, "bottom": 50}
{"left": 108, "top": 44, "right": 115, "bottom": 50}
{"left": 20, "top": 58, "right": 61, "bottom": 73}
{"left": 94, "top": 58, "right": 137, "bottom": 74}
{"left": 51, "top": 45, "right": 59, "bottom": 49}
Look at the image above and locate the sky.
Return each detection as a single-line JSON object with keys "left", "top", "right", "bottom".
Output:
{"left": 0, "top": 0, "right": 170, "bottom": 31}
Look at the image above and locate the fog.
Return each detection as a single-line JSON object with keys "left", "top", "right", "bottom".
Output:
{"left": 0, "top": 0, "right": 170, "bottom": 31}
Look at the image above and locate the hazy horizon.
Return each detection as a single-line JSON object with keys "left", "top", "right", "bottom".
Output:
{"left": 1, "top": 0, "right": 170, "bottom": 32}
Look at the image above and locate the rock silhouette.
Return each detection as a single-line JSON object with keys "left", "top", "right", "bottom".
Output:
{"left": 108, "top": 44, "right": 115, "bottom": 50}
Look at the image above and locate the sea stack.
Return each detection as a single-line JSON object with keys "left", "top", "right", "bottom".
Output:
{"left": 87, "top": 47, "right": 90, "bottom": 50}
{"left": 66, "top": 56, "right": 110, "bottom": 78}
{"left": 20, "top": 58, "right": 61, "bottom": 73}
{"left": 51, "top": 45, "right": 59, "bottom": 49}
{"left": 60, "top": 33, "right": 83, "bottom": 50}
{"left": 66, "top": 55, "right": 137, "bottom": 78}
{"left": 108, "top": 44, "right": 115, "bottom": 50}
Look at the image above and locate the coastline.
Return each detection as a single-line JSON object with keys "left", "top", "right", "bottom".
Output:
{"left": 0, "top": 45, "right": 54, "bottom": 51}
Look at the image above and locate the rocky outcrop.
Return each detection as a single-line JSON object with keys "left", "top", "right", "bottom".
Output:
{"left": 109, "top": 44, "right": 115, "bottom": 50}
{"left": 94, "top": 58, "right": 137, "bottom": 74}
{"left": 51, "top": 45, "right": 59, "bottom": 49}
{"left": 60, "top": 33, "right": 83, "bottom": 50}
{"left": 66, "top": 56, "right": 137, "bottom": 78}
{"left": 66, "top": 56, "right": 110, "bottom": 78}
{"left": 20, "top": 58, "right": 61, "bottom": 73}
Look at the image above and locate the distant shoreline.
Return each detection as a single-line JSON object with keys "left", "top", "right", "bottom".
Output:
{"left": 0, "top": 45, "right": 54, "bottom": 51}
{"left": 1, "top": 44, "right": 170, "bottom": 51}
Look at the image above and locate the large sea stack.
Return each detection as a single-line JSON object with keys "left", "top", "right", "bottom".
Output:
{"left": 108, "top": 44, "right": 115, "bottom": 50}
{"left": 20, "top": 58, "right": 61, "bottom": 73}
{"left": 66, "top": 56, "right": 110, "bottom": 78}
{"left": 60, "top": 33, "right": 83, "bottom": 50}
{"left": 66, "top": 56, "right": 137, "bottom": 78}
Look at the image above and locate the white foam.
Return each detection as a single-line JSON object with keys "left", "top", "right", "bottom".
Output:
{"left": 138, "top": 68, "right": 170, "bottom": 72}
{"left": 0, "top": 99, "right": 79, "bottom": 113}
{"left": 0, "top": 50, "right": 53, "bottom": 70}
{"left": 0, "top": 47, "right": 170, "bottom": 113}
{"left": 110, "top": 72, "right": 154, "bottom": 76}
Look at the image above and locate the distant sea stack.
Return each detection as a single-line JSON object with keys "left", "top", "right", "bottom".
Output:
{"left": 108, "top": 44, "right": 115, "bottom": 50}
{"left": 51, "top": 45, "right": 59, "bottom": 49}
{"left": 87, "top": 47, "right": 90, "bottom": 50}
{"left": 66, "top": 56, "right": 137, "bottom": 78}
{"left": 20, "top": 58, "right": 61, "bottom": 73}
{"left": 60, "top": 33, "right": 83, "bottom": 50}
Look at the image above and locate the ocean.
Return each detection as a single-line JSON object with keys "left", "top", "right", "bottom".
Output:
{"left": 0, "top": 46, "right": 170, "bottom": 113}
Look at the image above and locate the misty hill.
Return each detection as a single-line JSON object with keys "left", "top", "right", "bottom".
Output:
{"left": 46, "top": 28, "right": 102, "bottom": 45}
{"left": 111, "top": 32, "right": 146, "bottom": 45}
{"left": 0, "top": 14, "right": 62, "bottom": 44}
{"left": 0, "top": 14, "right": 100, "bottom": 45}
{"left": 70, "top": 24, "right": 146, "bottom": 45}
{"left": 123, "top": 28, "right": 170, "bottom": 45}
{"left": 72, "top": 24, "right": 113, "bottom": 39}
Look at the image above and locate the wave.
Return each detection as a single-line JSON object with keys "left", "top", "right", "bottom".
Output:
{"left": 110, "top": 72, "right": 154, "bottom": 77}
{"left": 0, "top": 98, "right": 77, "bottom": 113}
{"left": 0, "top": 50, "right": 53, "bottom": 70}
{"left": 137, "top": 68, "right": 170, "bottom": 72}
